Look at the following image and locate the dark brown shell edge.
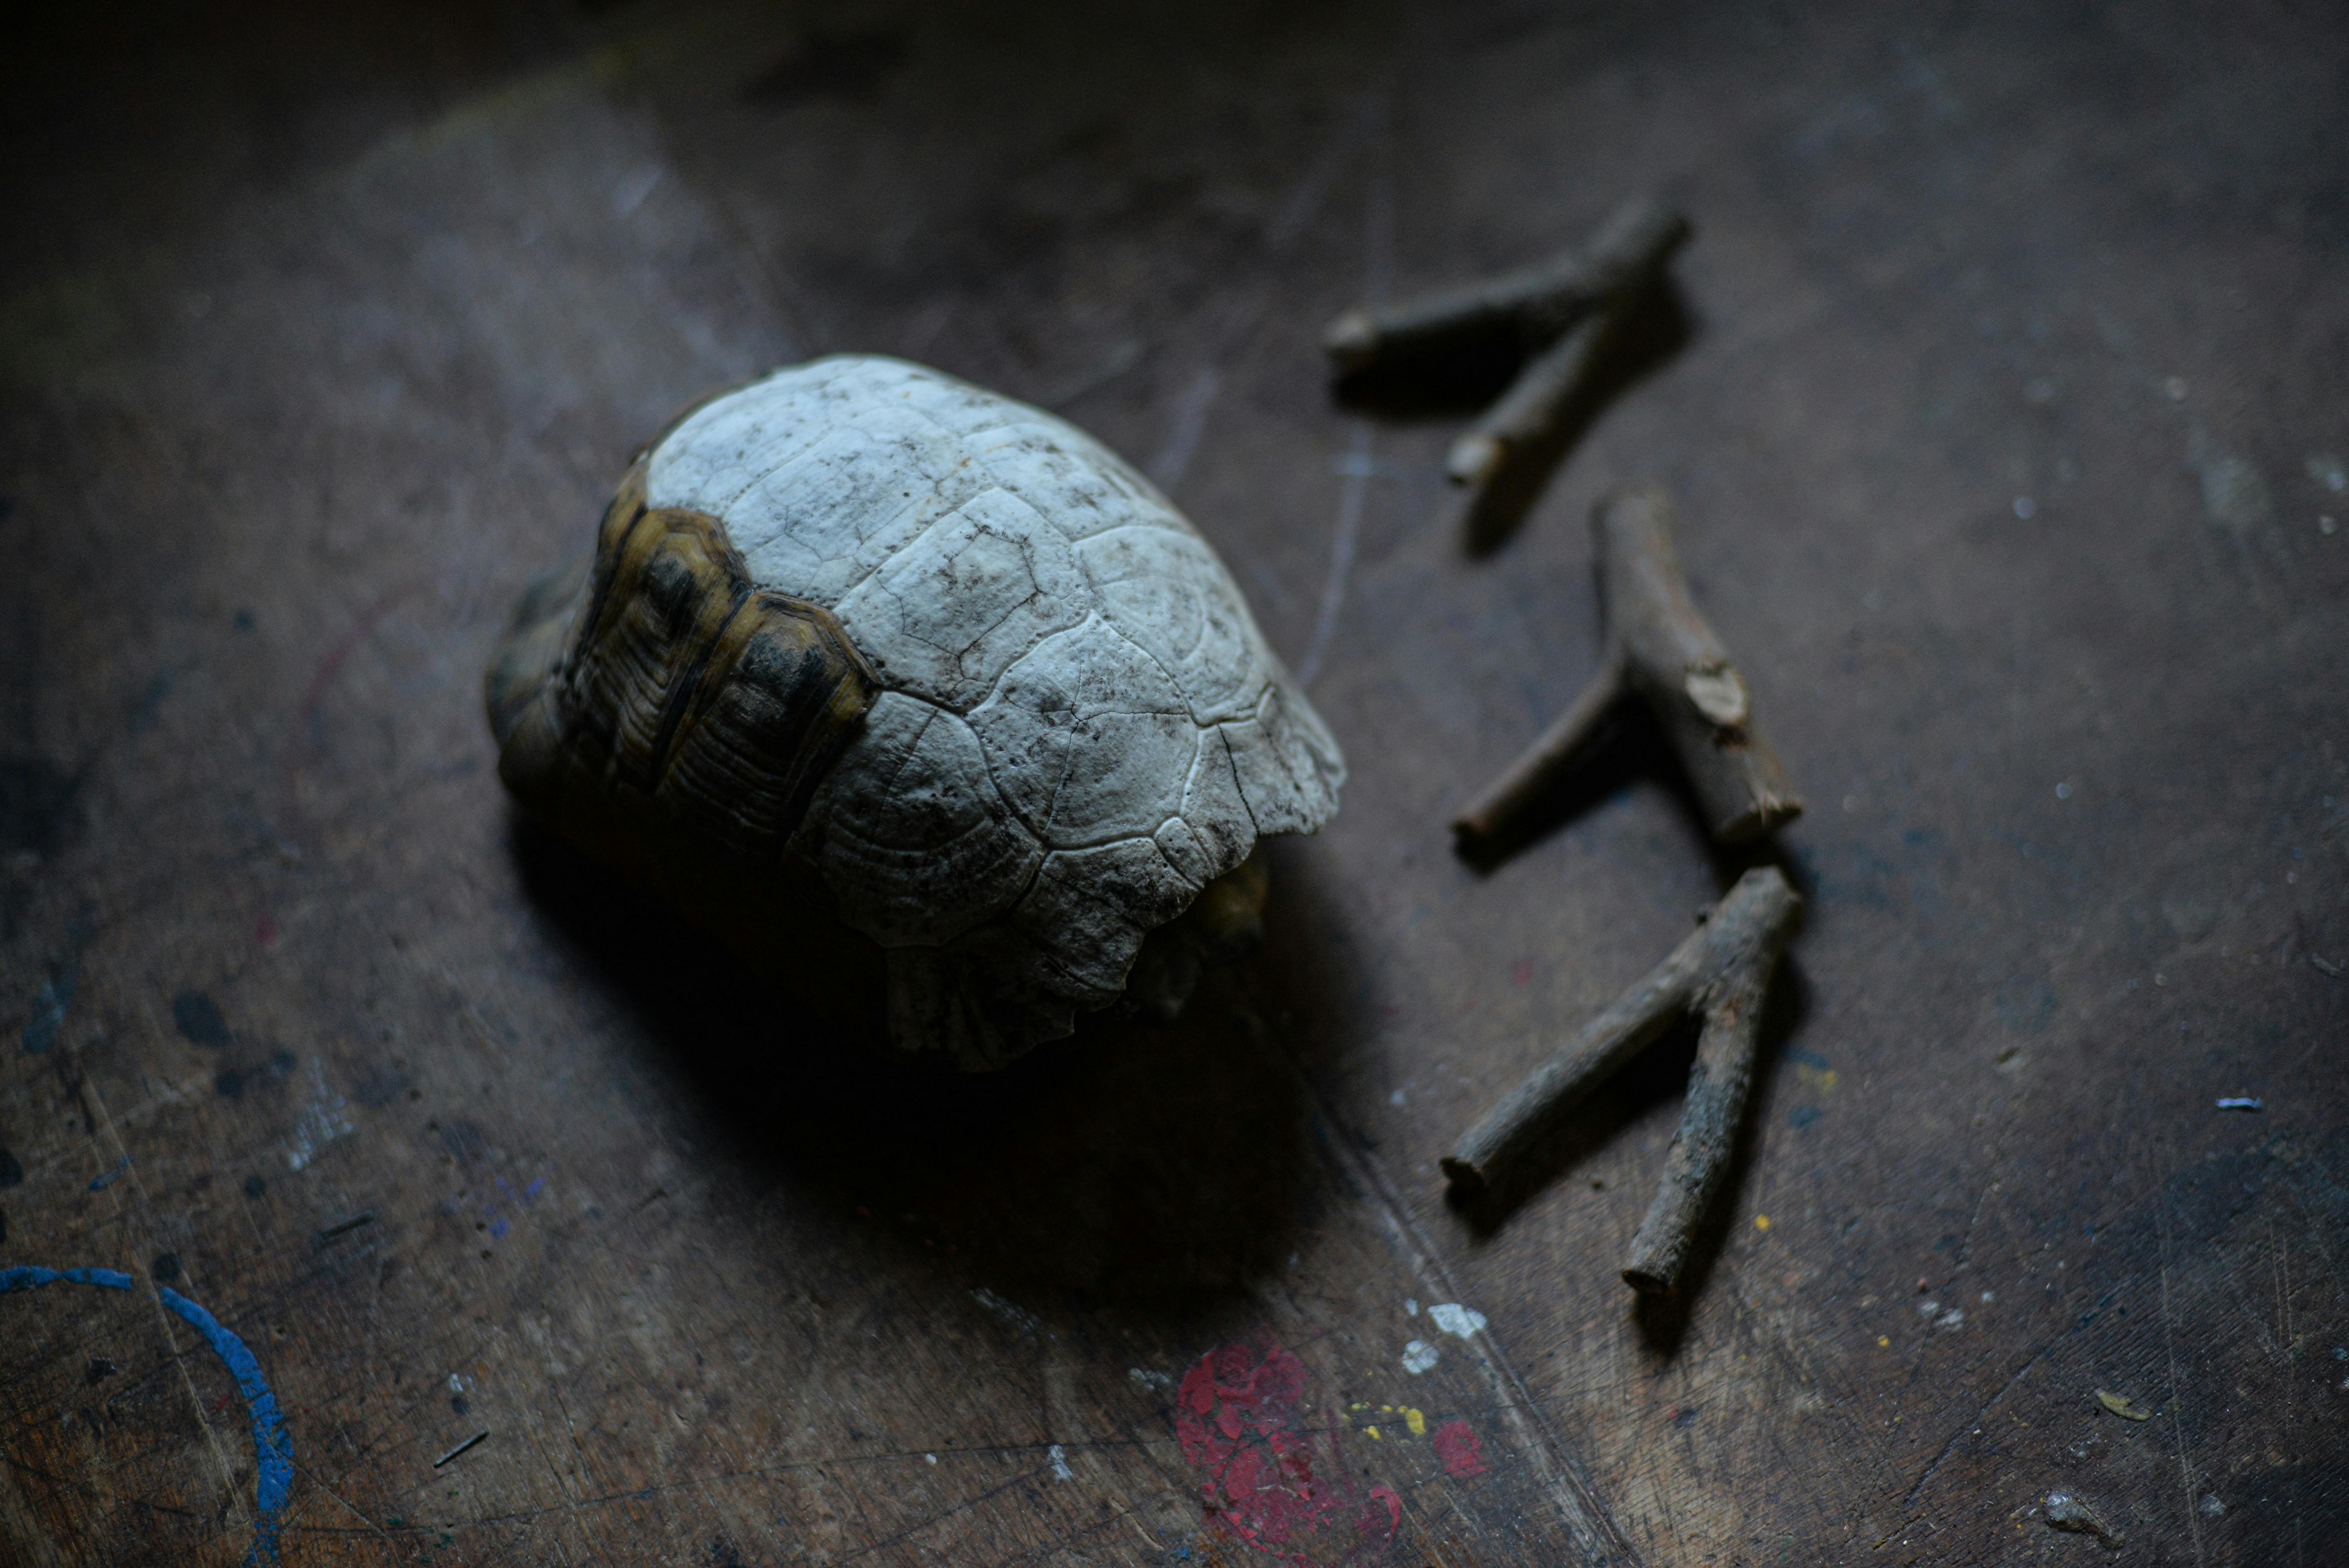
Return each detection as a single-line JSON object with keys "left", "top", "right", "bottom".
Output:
{"left": 486, "top": 457, "right": 890, "bottom": 1044}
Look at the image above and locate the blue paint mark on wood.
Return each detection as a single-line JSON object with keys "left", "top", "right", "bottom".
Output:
{"left": 0, "top": 1265, "right": 293, "bottom": 1563}
{"left": 20, "top": 911, "right": 93, "bottom": 1055}
{"left": 173, "top": 991, "right": 232, "bottom": 1048}
{"left": 20, "top": 980, "right": 70, "bottom": 1053}
{"left": 0, "top": 1265, "right": 134, "bottom": 1292}
{"left": 130, "top": 666, "right": 176, "bottom": 735}
{"left": 160, "top": 1286, "right": 294, "bottom": 1563}
{"left": 87, "top": 1157, "right": 130, "bottom": 1191}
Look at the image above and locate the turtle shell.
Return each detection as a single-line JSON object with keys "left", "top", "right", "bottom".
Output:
{"left": 488, "top": 355, "right": 1344, "bottom": 1068}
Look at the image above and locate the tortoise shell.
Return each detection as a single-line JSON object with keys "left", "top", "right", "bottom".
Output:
{"left": 488, "top": 355, "right": 1344, "bottom": 1069}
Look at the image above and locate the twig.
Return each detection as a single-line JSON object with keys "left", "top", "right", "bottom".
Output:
{"left": 1618, "top": 881, "right": 1793, "bottom": 1295}
{"left": 1445, "top": 303, "right": 1638, "bottom": 488}
{"left": 1453, "top": 486, "right": 1801, "bottom": 850}
{"left": 1443, "top": 867, "right": 1801, "bottom": 1295}
{"left": 1322, "top": 196, "right": 1688, "bottom": 374}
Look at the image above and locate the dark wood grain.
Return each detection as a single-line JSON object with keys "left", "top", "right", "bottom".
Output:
{"left": 4, "top": 1, "right": 2345, "bottom": 1564}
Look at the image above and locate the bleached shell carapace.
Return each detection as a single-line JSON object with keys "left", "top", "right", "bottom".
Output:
{"left": 487, "top": 355, "right": 1344, "bottom": 1069}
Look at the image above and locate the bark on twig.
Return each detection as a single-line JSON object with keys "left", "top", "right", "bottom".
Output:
{"left": 1453, "top": 486, "right": 1802, "bottom": 851}
{"left": 1322, "top": 196, "right": 1689, "bottom": 374}
{"left": 1442, "top": 867, "right": 1802, "bottom": 1295}
{"left": 1618, "top": 904, "right": 1785, "bottom": 1296}
{"left": 1446, "top": 301, "right": 1637, "bottom": 488}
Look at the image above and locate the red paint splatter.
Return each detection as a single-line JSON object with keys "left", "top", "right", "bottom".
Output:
{"left": 254, "top": 911, "right": 278, "bottom": 947}
{"left": 1510, "top": 957, "right": 1533, "bottom": 986}
{"left": 1432, "top": 1419, "right": 1487, "bottom": 1478}
{"left": 1174, "top": 1338, "right": 1397, "bottom": 1563}
{"left": 1176, "top": 1340, "right": 1325, "bottom": 1552}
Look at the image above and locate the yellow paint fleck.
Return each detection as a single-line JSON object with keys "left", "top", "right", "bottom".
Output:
{"left": 1403, "top": 1408, "right": 1426, "bottom": 1437}
{"left": 1795, "top": 1064, "right": 1837, "bottom": 1093}
{"left": 1877, "top": 1336, "right": 1889, "bottom": 1347}
{"left": 1364, "top": 1426, "right": 1381, "bottom": 1440}
{"left": 1754, "top": 1214, "right": 1771, "bottom": 1231}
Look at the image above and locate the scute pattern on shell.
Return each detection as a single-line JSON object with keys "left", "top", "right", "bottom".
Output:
{"left": 644, "top": 355, "right": 1344, "bottom": 1067}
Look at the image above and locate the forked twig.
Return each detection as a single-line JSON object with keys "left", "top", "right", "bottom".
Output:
{"left": 1323, "top": 196, "right": 1688, "bottom": 376}
{"left": 1442, "top": 866, "right": 1802, "bottom": 1295}
{"left": 1322, "top": 196, "right": 1690, "bottom": 551}
{"left": 1453, "top": 485, "right": 1801, "bottom": 851}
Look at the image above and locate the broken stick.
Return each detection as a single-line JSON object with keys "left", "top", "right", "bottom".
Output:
{"left": 1453, "top": 485, "right": 1802, "bottom": 850}
{"left": 1322, "top": 196, "right": 1689, "bottom": 374}
{"left": 1443, "top": 866, "right": 1802, "bottom": 1295}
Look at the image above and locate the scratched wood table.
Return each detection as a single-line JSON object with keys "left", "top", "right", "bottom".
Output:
{"left": 5, "top": 2, "right": 2345, "bottom": 1564}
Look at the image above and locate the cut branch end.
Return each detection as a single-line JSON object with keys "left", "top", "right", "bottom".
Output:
{"left": 1453, "top": 486, "right": 1802, "bottom": 852}
{"left": 1444, "top": 866, "right": 1803, "bottom": 1297}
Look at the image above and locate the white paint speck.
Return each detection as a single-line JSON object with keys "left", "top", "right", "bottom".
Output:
{"left": 1919, "top": 1300, "right": 1941, "bottom": 1317}
{"left": 1429, "top": 1303, "right": 1486, "bottom": 1340}
{"left": 1401, "top": 1340, "right": 1439, "bottom": 1375}
{"left": 2189, "top": 426, "right": 2275, "bottom": 534}
{"left": 1936, "top": 1309, "right": 1965, "bottom": 1331}
{"left": 448, "top": 1373, "right": 466, "bottom": 1393}
{"left": 285, "top": 1060, "right": 353, "bottom": 1171}
{"left": 926, "top": 1452, "right": 938, "bottom": 1465}
{"left": 971, "top": 1288, "right": 1043, "bottom": 1338}
{"left": 2013, "top": 495, "right": 2036, "bottom": 519}
{"left": 1048, "top": 1444, "right": 1074, "bottom": 1481}
{"left": 1403, "top": 1299, "right": 1419, "bottom": 1317}
{"left": 1128, "top": 1368, "right": 1171, "bottom": 1392}
{"left": 1389, "top": 1088, "right": 1406, "bottom": 1106}
{"left": 2055, "top": 781, "right": 2072, "bottom": 800}
{"left": 1981, "top": 1291, "right": 1995, "bottom": 1304}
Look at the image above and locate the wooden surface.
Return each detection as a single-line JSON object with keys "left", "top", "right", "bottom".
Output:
{"left": 5, "top": 1, "right": 2346, "bottom": 1563}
